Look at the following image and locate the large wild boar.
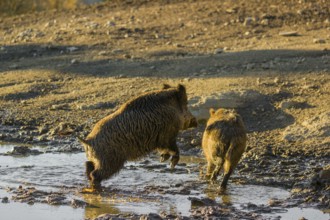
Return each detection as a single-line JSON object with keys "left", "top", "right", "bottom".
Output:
{"left": 78, "top": 84, "right": 197, "bottom": 192}
{"left": 202, "top": 108, "right": 246, "bottom": 190}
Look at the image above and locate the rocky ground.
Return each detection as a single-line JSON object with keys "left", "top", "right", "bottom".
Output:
{"left": 0, "top": 0, "right": 329, "bottom": 219}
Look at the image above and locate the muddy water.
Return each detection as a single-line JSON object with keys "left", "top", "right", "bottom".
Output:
{"left": 0, "top": 144, "right": 329, "bottom": 219}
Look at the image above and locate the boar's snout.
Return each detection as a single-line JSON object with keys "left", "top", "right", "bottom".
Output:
{"left": 189, "top": 117, "right": 198, "bottom": 128}
{"left": 183, "top": 111, "right": 197, "bottom": 129}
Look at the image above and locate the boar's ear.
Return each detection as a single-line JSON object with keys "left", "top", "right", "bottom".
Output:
{"left": 162, "top": 84, "right": 172, "bottom": 89}
{"left": 177, "top": 84, "right": 186, "bottom": 94}
{"left": 209, "top": 108, "right": 216, "bottom": 116}
{"left": 176, "top": 84, "right": 187, "bottom": 105}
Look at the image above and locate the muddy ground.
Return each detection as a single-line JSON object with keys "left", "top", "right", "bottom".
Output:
{"left": 0, "top": 0, "right": 329, "bottom": 219}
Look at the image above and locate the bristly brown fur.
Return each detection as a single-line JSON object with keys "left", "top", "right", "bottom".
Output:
{"left": 80, "top": 84, "right": 197, "bottom": 190}
{"left": 202, "top": 108, "right": 247, "bottom": 190}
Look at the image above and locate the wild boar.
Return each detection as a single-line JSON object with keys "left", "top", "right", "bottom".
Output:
{"left": 202, "top": 108, "right": 246, "bottom": 190}
{"left": 78, "top": 84, "right": 197, "bottom": 192}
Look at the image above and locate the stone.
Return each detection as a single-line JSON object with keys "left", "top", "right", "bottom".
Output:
{"left": 1, "top": 197, "right": 9, "bottom": 203}
{"left": 71, "top": 199, "right": 88, "bottom": 208}
{"left": 98, "top": 51, "right": 107, "bottom": 56}
{"left": 66, "top": 47, "right": 79, "bottom": 52}
{"left": 319, "top": 168, "right": 330, "bottom": 182}
{"left": 274, "top": 77, "right": 280, "bottom": 84}
{"left": 226, "top": 8, "right": 237, "bottom": 14}
{"left": 49, "top": 122, "right": 75, "bottom": 136}
{"left": 46, "top": 195, "right": 66, "bottom": 205}
{"left": 246, "top": 63, "right": 255, "bottom": 70}
{"left": 313, "top": 38, "right": 326, "bottom": 44}
{"left": 112, "top": 49, "right": 124, "bottom": 54}
{"left": 282, "top": 111, "right": 330, "bottom": 142}
{"left": 50, "top": 103, "right": 70, "bottom": 110}
{"left": 279, "top": 31, "right": 299, "bottom": 37}
{"left": 260, "top": 19, "right": 269, "bottom": 26}
{"left": 106, "top": 21, "right": 116, "bottom": 27}
{"left": 244, "top": 17, "right": 254, "bottom": 26}
{"left": 87, "top": 22, "right": 99, "bottom": 29}
{"left": 189, "top": 197, "right": 217, "bottom": 206}
{"left": 268, "top": 198, "right": 281, "bottom": 206}
{"left": 139, "top": 213, "right": 162, "bottom": 220}
{"left": 214, "top": 48, "right": 223, "bottom": 54}
{"left": 76, "top": 101, "right": 116, "bottom": 110}
{"left": 279, "top": 101, "right": 300, "bottom": 110}
{"left": 6, "top": 146, "right": 43, "bottom": 156}
{"left": 38, "top": 125, "right": 49, "bottom": 135}
{"left": 71, "top": 59, "right": 78, "bottom": 64}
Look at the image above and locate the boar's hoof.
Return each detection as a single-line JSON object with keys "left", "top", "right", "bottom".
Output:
{"left": 218, "top": 185, "right": 227, "bottom": 193}
{"left": 217, "top": 186, "right": 227, "bottom": 194}
{"left": 81, "top": 187, "right": 101, "bottom": 194}
{"left": 160, "top": 153, "right": 171, "bottom": 162}
{"left": 210, "top": 176, "right": 218, "bottom": 184}
{"left": 170, "top": 155, "right": 180, "bottom": 169}
{"left": 204, "top": 174, "right": 212, "bottom": 180}
{"left": 189, "top": 118, "right": 198, "bottom": 128}
{"left": 210, "top": 172, "right": 218, "bottom": 182}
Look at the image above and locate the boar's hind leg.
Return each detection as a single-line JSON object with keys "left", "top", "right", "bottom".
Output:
{"left": 85, "top": 161, "right": 94, "bottom": 181}
{"left": 90, "top": 169, "right": 103, "bottom": 190}
{"left": 210, "top": 157, "right": 224, "bottom": 183}
{"left": 205, "top": 162, "right": 215, "bottom": 180}
{"left": 160, "top": 153, "right": 171, "bottom": 162}
{"left": 169, "top": 142, "right": 180, "bottom": 169}
{"left": 162, "top": 140, "right": 180, "bottom": 169}
{"left": 158, "top": 140, "right": 180, "bottom": 169}
{"left": 220, "top": 170, "right": 232, "bottom": 190}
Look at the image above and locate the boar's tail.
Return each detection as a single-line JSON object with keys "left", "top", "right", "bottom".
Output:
{"left": 224, "top": 140, "right": 245, "bottom": 173}
{"left": 77, "top": 136, "right": 91, "bottom": 152}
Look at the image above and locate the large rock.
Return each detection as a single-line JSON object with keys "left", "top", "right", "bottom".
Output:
{"left": 189, "top": 90, "right": 263, "bottom": 120}
{"left": 282, "top": 112, "right": 330, "bottom": 142}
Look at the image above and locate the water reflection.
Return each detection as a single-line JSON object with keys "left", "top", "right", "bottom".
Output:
{"left": 83, "top": 193, "right": 121, "bottom": 219}
{"left": 204, "top": 184, "right": 233, "bottom": 205}
{"left": 0, "top": 0, "right": 103, "bottom": 16}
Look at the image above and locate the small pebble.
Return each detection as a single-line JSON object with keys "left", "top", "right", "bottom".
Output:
{"left": 1, "top": 197, "right": 9, "bottom": 203}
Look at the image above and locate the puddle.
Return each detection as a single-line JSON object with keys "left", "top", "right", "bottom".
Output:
{"left": 1, "top": 202, "right": 83, "bottom": 220}
{"left": 1, "top": 144, "right": 329, "bottom": 219}
{"left": 278, "top": 208, "right": 330, "bottom": 220}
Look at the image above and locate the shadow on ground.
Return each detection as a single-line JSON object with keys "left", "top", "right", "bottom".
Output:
{"left": 1, "top": 43, "right": 329, "bottom": 78}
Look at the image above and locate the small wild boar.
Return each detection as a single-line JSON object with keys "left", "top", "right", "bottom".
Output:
{"left": 202, "top": 108, "right": 246, "bottom": 190}
{"left": 78, "top": 84, "right": 197, "bottom": 192}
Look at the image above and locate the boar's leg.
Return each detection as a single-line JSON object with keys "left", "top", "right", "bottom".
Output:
{"left": 160, "top": 153, "right": 171, "bottom": 162}
{"left": 220, "top": 150, "right": 242, "bottom": 189}
{"left": 170, "top": 154, "right": 180, "bottom": 169}
{"left": 90, "top": 169, "right": 103, "bottom": 191}
{"left": 85, "top": 161, "right": 94, "bottom": 181}
{"left": 169, "top": 141, "right": 180, "bottom": 169}
{"left": 210, "top": 157, "right": 224, "bottom": 183}
{"left": 158, "top": 140, "right": 180, "bottom": 169}
{"left": 205, "top": 162, "right": 215, "bottom": 180}
{"left": 220, "top": 168, "right": 233, "bottom": 190}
